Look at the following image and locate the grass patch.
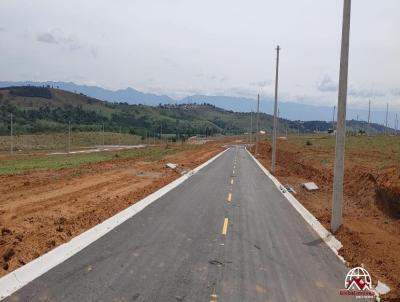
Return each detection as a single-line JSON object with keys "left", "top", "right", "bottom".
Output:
{"left": 288, "top": 134, "right": 400, "bottom": 167}
{"left": 0, "top": 146, "right": 181, "bottom": 175}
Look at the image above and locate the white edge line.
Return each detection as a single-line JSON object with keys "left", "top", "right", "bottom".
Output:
{"left": 0, "top": 147, "right": 229, "bottom": 300}
{"left": 244, "top": 148, "right": 345, "bottom": 262}
{"left": 245, "top": 148, "right": 389, "bottom": 300}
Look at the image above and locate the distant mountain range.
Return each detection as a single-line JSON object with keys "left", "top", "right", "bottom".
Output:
{"left": 0, "top": 85, "right": 394, "bottom": 136}
{"left": 0, "top": 81, "right": 395, "bottom": 125}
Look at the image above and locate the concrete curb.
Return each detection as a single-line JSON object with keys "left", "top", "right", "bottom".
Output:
{"left": 0, "top": 148, "right": 229, "bottom": 300}
{"left": 245, "top": 148, "right": 345, "bottom": 262}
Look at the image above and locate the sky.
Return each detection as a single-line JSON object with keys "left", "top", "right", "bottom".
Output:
{"left": 0, "top": 0, "right": 399, "bottom": 111}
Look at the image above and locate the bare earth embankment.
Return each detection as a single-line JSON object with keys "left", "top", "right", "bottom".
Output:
{"left": 252, "top": 135, "right": 400, "bottom": 300}
{"left": 0, "top": 142, "right": 224, "bottom": 277}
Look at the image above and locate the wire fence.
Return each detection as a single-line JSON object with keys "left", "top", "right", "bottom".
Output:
{"left": 0, "top": 125, "right": 216, "bottom": 154}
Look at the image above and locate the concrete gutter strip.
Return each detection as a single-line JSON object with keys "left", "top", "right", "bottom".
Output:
{"left": 0, "top": 148, "right": 229, "bottom": 300}
{"left": 245, "top": 148, "right": 345, "bottom": 261}
{"left": 245, "top": 148, "right": 391, "bottom": 300}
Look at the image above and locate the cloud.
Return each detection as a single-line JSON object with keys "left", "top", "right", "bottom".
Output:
{"left": 226, "top": 86, "right": 256, "bottom": 98}
{"left": 317, "top": 75, "right": 388, "bottom": 98}
{"left": 317, "top": 75, "right": 338, "bottom": 92}
{"left": 249, "top": 80, "right": 271, "bottom": 87}
{"left": 220, "top": 75, "right": 229, "bottom": 82}
{"left": 37, "top": 30, "right": 86, "bottom": 50}
{"left": 90, "top": 46, "right": 99, "bottom": 58}
{"left": 161, "top": 57, "right": 178, "bottom": 68}
{"left": 391, "top": 89, "right": 400, "bottom": 96}
{"left": 194, "top": 73, "right": 218, "bottom": 80}
{"left": 348, "top": 86, "right": 386, "bottom": 98}
{"left": 36, "top": 30, "right": 98, "bottom": 57}
{"left": 37, "top": 32, "right": 58, "bottom": 44}
{"left": 0, "top": 27, "right": 6, "bottom": 32}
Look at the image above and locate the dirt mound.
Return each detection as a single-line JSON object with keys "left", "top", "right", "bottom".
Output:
{"left": 251, "top": 139, "right": 400, "bottom": 300}
{"left": 0, "top": 143, "right": 223, "bottom": 277}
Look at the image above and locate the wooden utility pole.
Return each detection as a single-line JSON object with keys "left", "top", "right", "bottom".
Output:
{"left": 331, "top": 0, "right": 351, "bottom": 233}
{"left": 271, "top": 45, "right": 280, "bottom": 174}
{"left": 255, "top": 95, "right": 260, "bottom": 155}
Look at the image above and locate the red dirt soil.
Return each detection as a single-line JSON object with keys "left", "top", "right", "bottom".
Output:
{"left": 251, "top": 140, "right": 400, "bottom": 300}
{"left": 0, "top": 143, "right": 223, "bottom": 277}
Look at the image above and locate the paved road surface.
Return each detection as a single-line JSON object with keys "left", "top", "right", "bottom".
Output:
{"left": 6, "top": 146, "right": 356, "bottom": 301}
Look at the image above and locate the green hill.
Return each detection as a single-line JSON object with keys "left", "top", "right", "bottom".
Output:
{"left": 0, "top": 86, "right": 276, "bottom": 137}
{"left": 0, "top": 86, "right": 393, "bottom": 138}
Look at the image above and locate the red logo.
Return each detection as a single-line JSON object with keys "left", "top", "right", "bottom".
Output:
{"left": 339, "top": 267, "right": 375, "bottom": 298}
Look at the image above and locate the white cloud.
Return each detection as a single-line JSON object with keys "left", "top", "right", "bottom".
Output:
{"left": 0, "top": 0, "right": 398, "bottom": 110}
{"left": 317, "top": 75, "right": 338, "bottom": 92}
{"left": 37, "top": 32, "right": 58, "bottom": 44}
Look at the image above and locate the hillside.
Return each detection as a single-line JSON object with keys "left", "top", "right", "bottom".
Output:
{"left": 0, "top": 86, "right": 393, "bottom": 137}
{"left": 1, "top": 81, "right": 397, "bottom": 124}
{"left": 0, "top": 86, "right": 277, "bottom": 137}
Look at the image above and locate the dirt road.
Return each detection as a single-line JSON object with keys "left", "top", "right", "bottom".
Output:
{"left": 0, "top": 143, "right": 223, "bottom": 277}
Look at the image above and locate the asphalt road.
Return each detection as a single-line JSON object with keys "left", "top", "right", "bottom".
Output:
{"left": 6, "top": 146, "right": 356, "bottom": 302}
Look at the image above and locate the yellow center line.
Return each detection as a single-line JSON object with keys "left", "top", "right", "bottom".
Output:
{"left": 210, "top": 288, "right": 218, "bottom": 302}
{"left": 227, "top": 193, "right": 232, "bottom": 202}
{"left": 222, "top": 218, "right": 229, "bottom": 235}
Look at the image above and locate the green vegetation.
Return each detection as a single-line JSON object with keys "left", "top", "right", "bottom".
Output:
{"left": 287, "top": 134, "right": 400, "bottom": 160}
{"left": 0, "top": 86, "right": 392, "bottom": 140}
{"left": 0, "top": 146, "right": 178, "bottom": 175}
{"left": 0, "top": 131, "right": 142, "bottom": 152}
{"left": 0, "top": 86, "right": 276, "bottom": 138}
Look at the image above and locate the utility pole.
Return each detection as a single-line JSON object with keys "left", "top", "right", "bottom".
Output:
{"left": 68, "top": 121, "right": 71, "bottom": 153}
{"left": 385, "top": 103, "right": 389, "bottom": 135}
{"left": 10, "top": 113, "right": 13, "bottom": 155}
{"left": 367, "top": 99, "right": 371, "bottom": 136}
{"left": 396, "top": 113, "right": 398, "bottom": 133}
{"left": 331, "top": 0, "right": 351, "bottom": 234}
{"left": 250, "top": 110, "right": 253, "bottom": 144}
{"left": 255, "top": 94, "right": 260, "bottom": 155}
{"left": 271, "top": 45, "right": 280, "bottom": 174}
